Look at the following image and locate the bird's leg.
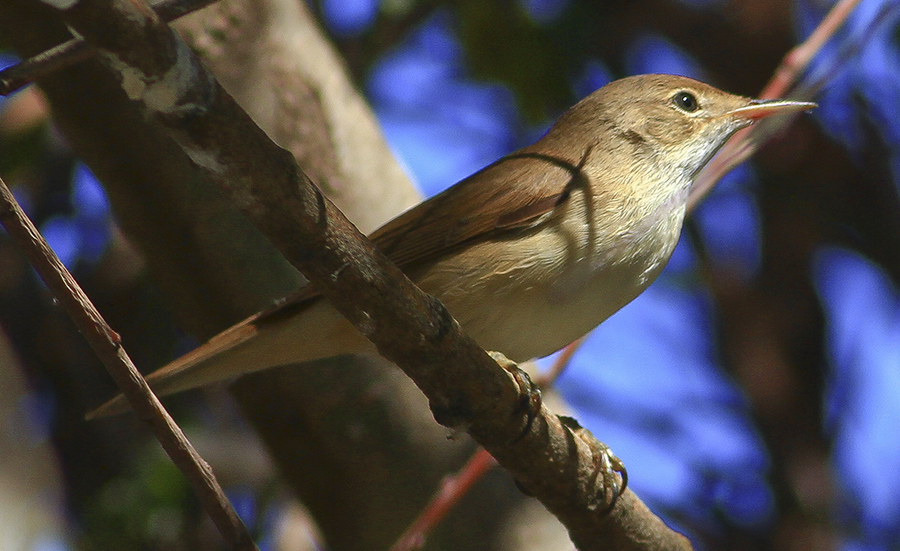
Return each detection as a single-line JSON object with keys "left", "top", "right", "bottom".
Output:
{"left": 560, "top": 415, "right": 628, "bottom": 515}
{"left": 488, "top": 351, "right": 543, "bottom": 441}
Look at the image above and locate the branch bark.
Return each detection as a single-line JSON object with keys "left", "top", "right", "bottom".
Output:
{"left": 0, "top": 175, "right": 258, "bottom": 551}
{"left": 44, "top": 0, "right": 691, "bottom": 549}
{"left": 0, "top": 1, "right": 494, "bottom": 548}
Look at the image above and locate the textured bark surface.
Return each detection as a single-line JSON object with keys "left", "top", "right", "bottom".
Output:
{"left": 50, "top": 0, "right": 694, "bottom": 547}
{"left": 0, "top": 1, "right": 554, "bottom": 550}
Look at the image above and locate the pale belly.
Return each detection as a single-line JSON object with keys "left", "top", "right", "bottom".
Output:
{"left": 143, "top": 200, "right": 685, "bottom": 401}
{"left": 413, "top": 215, "right": 682, "bottom": 362}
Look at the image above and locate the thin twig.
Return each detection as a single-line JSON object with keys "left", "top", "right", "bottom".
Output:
{"left": 686, "top": 0, "right": 866, "bottom": 211}
{"left": 0, "top": 0, "right": 217, "bottom": 96}
{"left": 390, "top": 449, "right": 498, "bottom": 551}
{"left": 0, "top": 175, "right": 258, "bottom": 551}
{"left": 759, "top": 0, "right": 864, "bottom": 100}
{"left": 389, "top": 338, "right": 587, "bottom": 551}
{"left": 539, "top": 338, "right": 586, "bottom": 387}
{"left": 792, "top": 0, "right": 900, "bottom": 101}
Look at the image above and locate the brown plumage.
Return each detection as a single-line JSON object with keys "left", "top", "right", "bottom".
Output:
{"left": 89, "top": 74, "right": 814, "bottom": 418}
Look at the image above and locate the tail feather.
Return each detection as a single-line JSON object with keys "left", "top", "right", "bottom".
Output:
{"left": 86, "top": 295, "right": 372, "bottom": 419}
{"left": 86, "top": 313, "right": 264, "bottom": 419}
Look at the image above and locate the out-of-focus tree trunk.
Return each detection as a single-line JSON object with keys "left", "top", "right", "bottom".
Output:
{"left": 0, "top": 329, "right": 67, "bottom": 550}
{"left": 0, "top": 1, "right": 567, "bottom": 549}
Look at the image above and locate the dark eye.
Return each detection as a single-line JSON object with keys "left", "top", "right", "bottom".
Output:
{"left": 673, "top": 91, "right": 699, "bottom": 112}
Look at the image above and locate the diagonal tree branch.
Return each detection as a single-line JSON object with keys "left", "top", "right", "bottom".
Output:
{"left": 687, "top": 0, "right": 869, "bottom": 210}
{"left": 390, "top": 339, "right": 585, "bottom": 551}
{"left": 0, "top": 0, "right": 216, "bottom": 95}
{"left": 0, "top": 175, "right": 258, "bottom": 551}
{"left": 45, "top": 0, "right": 690, "bottom": 548}
{"left": 0, "top": 1, "right": 458, "bottom": 548}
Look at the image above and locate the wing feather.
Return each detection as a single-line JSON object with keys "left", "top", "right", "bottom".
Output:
{"left": 259, "top": 149, "right": 586, "bottom": 318}
{"left": 87, "top": 149, "right": 589, "bottom": 418}
{"left": 371, "top": 150, "right": 582, "bottom": 269}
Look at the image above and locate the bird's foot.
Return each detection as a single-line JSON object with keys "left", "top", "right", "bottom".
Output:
{"left": 560, "top": 415, "right": 628, "bottom": 515}
{"left": 488, "top": 351, "right": 542, "bottom": 441}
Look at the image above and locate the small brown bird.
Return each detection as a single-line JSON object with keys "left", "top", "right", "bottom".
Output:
{"left": 90, "top": 74, "right": 814, "bottom": 418}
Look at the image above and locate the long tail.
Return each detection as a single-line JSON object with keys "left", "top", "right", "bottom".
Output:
{"left": 87, "top": 296, "right": 370, "bottom": 418}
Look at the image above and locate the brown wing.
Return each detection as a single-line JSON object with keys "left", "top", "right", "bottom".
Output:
{"left": 370, "top": 150, "right": 583, "bottom": 270}
{"left": 255, "top": 149, "right": 585, "bottom": 321}
{"left": 86, "top": 150, "right": 589, "bottom": 418}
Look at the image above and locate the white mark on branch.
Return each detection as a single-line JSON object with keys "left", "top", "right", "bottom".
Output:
{"left": 105, "top": 40, "right": 204, "bottom": 116}
{"left": 330, "top": 262, "right": 349, "bottom": 282}
{"left": 182, "top": 144, "right": 226, "bottom": 174}
{"left": 113, "top": 0, "right": 150, "bottom": 24}
{"left": 41, "top": 0, "right": 79, "bottom": 10}
{"left": 357, "top": 311, "right": 376, "bottom": 336}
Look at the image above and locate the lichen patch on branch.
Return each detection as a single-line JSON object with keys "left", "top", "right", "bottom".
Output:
{"left": 181, "top": 143, "right": 226, "bottom": 174}
{"left": 105, "top": 40, "right": 202, "bottom": 116}
{"left": 39, "top": 0, "right": 79, "bottom": 10}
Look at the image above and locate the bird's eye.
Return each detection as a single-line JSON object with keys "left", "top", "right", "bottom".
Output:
{"left": 673, "top": 91, "right": 699, "bottom": 112}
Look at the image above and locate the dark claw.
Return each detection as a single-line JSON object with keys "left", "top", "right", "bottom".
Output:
{"left": 560, "top": 415, "right": 628, "bottom": 516}
{"left": 598, "top": 445, "right": 627, "bottom": 514}
{"left": 488, "top": 351, "right": 543, "bottom": 441}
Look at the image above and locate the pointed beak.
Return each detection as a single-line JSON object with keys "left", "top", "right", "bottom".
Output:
{"left": 727, "top": 98, "right": 817, "bottom": 121}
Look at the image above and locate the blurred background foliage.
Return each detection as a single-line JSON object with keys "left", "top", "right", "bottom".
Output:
{"left": 1, "top": 0, "right": 900, "bottom": 549}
